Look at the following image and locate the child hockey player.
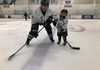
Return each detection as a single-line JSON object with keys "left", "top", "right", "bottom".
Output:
{"left": 56, "top": 9, "right": 68, "bottom": 45}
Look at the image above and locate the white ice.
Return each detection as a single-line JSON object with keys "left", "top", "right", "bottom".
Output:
{"left": 0, "top": 19, "right": 100, "bottom": 70}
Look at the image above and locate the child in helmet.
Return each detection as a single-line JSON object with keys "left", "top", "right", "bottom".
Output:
{"left": 56, "top": 9, "right": 68, "bottom": 45}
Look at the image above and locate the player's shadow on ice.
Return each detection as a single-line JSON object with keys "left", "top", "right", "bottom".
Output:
{"left": 20, "top": 41, "right": 79, "bottom": 70}
{"left": 21, "top": 41, "right": 54, "bottom": 70}
{"left": 21, "top": 27, "right": 80, "bottom": 70}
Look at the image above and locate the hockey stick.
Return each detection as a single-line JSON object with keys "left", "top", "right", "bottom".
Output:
{"left": 8, "top": 43, "right": 26, "bottom": 61}
{"left": 67, "top": 41, "right": 80, "bottom": 50}
{"left": 8, "top": 26, "right": 45, "bottom": 61}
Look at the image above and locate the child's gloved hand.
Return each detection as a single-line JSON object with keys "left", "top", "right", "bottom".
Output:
{"left": 61, "top": 29, "right": 66, "bottom": 32}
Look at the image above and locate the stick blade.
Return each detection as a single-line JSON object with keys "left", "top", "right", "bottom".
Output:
{"left": 8, "top": 54, "right": 15, "bottom": 61}
{"left": 67, "top": 42, "right": 80, "bottom": 50}
{"left": 72, "top": 47, "right": 80, "bottom": 50}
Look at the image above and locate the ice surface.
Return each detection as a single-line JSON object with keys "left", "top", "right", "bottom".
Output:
{"left": 0, "top": 19, "right": 100, "bottom": 70}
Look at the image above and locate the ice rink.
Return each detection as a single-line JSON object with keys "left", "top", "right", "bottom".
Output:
{"left": 0, "top": 19, "right": 100, "bottom": 70}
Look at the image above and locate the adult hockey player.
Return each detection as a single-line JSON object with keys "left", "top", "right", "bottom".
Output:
{"left": 25, "top": 0, "right": 56, "bottom": 45}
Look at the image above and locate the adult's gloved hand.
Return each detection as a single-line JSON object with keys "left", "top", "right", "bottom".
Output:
{"left": 31, "top": 23, "right": 39, "bottom": 38}
{"left": 32, "top": 30, "right": 38, "bottom": 38}
{"left": 44, "top": 15, "right": 53, "bottom": 26}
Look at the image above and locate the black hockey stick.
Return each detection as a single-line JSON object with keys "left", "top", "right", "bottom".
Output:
{"left": 67, "top": 41, "right": 80, "bottom": 50}
{"left": 8, "top": 43, "right": 26, "bottom": 61}
{"left": 8, "top": 26, "right": 45, "bottom": 61}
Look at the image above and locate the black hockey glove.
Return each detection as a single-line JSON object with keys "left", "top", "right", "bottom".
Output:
{"left": 31, "top": 24, "right": 39, "bottom": 38}
{"left": 53, "top": 19, "right": 58, "bottom": 26}
{"left": 44, "top": 15, "right": 53, "bottom": 26}
{"left": 61, "top": 29, "right": 67, "bottom": 33}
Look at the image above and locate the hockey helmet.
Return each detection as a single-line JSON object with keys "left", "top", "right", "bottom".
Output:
{"left": 41, "top": 0, "right": 49, "bottom": 6}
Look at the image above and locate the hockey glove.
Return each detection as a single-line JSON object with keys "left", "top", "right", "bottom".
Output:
{"left": 44, "top": 15, "right": 53, "bottom": 26}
